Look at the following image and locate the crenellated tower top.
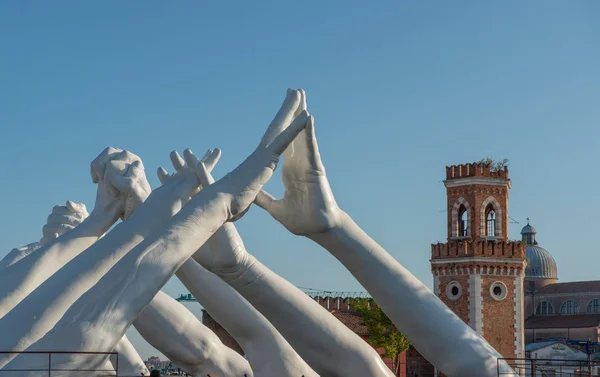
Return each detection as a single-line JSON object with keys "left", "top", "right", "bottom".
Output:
{"left": 445, "top": 162, "right": 509, "bottom": 181}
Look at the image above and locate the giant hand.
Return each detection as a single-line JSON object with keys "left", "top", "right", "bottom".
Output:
{"left": 90, "top": 147, "right": 151, "bottom": 221}
{"left": 0, "top": 200, "right": 88, "bottom": 271}
{"left": 0, "top": 147, "right": 152, "bottom": 320}
{"left": 255, "top": 90, "right": 341, "bottom": 235}
{"left": 40, "top": 201, "right": 89, "bottom": 247}
{"left": 254, "top": 91, "right": 513, "bottom": 377}
{"left": 5, "top": 90, "right": 311, "bottom": 377}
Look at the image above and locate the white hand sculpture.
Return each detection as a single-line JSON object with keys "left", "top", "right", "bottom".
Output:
{"left": 0, "top": 147, "right": 153, "bottom": 320}
{"left": 255, "top": 91, "right": 512, "bottom": 377}
{"left": 3, "top": 89, "right": 310, "bottom": 376}
{"left": 40, "top": 201, "right": 89, "bottom": 247}
{"left": 0, "top": 148, "right": 221, "bottom": 368}
{"left": 90, "top": 148, "right": 151, "bottom": 221}
{"left": 255, "top": 90, "right": 341, "bottom": 235}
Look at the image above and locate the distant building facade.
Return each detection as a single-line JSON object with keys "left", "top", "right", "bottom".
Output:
{"left": 431, "top": 162, "right": 526, "bottom": 360}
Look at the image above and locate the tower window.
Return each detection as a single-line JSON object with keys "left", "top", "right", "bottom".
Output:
{"left": 560, "top": 300, "right": 579, "bottom": 314}
{"left": 458, "top": 205, "right": 468, "bottom": 237}
{"left": 445, "top": 281, "right": 462, "bottom": 301}
{"left": 587, "top": 299, "right": 600, "bottom": 313}
{"left": 535, "top": 301, "right": 554, "bottom": 315}
{"left": 486, "top": 205, "right": 496, "bottom": 237}
{"left": 489, "top": 281, "right": 507, "bottom": 301}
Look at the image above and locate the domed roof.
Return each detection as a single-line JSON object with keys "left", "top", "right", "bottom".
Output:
{"left": 525, "top": 245, "right": 558, "bottom": 279}
{"left": 521, "top": 223, "right": 536, "bottom": 236}
{"left": 521, "top": 219, "right": 558, "bottom": 280}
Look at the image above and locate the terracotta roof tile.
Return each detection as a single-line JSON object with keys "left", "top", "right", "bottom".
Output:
{"left": 329, "top": 309, "right": 369, "bottom": 336}
{"left": 536, "top": 281, "right": 600, "bottom": 295}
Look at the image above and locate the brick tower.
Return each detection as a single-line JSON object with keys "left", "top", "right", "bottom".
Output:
{"left": 431, "top": 162, "right": 526, "bottom": 361}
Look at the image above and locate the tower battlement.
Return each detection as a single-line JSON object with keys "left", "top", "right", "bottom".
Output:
{"left": 445, "top": 162, "right": 508, "bottom": 180}
{"left": 431, "top": 240, "right": 525, "bottom": 260}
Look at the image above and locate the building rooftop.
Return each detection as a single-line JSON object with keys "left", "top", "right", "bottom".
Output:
{"left": 525, "top": 314, "right": 600, "bottom": 329}
{"left": 536, "top": 281, "right": 600, "bottom": 295}
{"left": 525, "top": 341, "right": 562, "bottom": 352}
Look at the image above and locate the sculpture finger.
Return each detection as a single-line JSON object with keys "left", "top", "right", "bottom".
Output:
{"left": 183, "top": 149, "right": 201, "bottom": 171}
{"left": 203, "top": 148, "right": 221, "bottom": 172}
{"left": 194, "top": 161, "right": 215, "bottom": 187}
{"left": 51, "top": 205, "right": 72, "bottom": 216}
{"left": 111, "top": 150, "right": 140, "bottom": 165}
{"left": 259, "top": 89, "right": 301, "bottom": 148}
{"left": 305, "top": 116, "right": 326, "bottom": 172}
{"left": 267, "top": 110, "right": 309, "bottom": 155}
{"left": 66, "top": 201, "right": 88, "bottom": 216}
{"left": 199, "top": 149, "right": 212, "bottom": 163}
{"left": 46, "top": 214, "right": 81, "bottom": 227}
{"left": 90, "top": 147, "right": 122, "bottom": 183}
{"left": 43, "top": 223, "right": 75, "bottom": 238}
{"left": 157, "top": 167, "right": 170, "bottom": 185}
{"left": 294, "top": 89, "right": 307, "bottom": 118}
{"left": 254, "top": 190, "right": 277, "bottom": 212}
{"left": 170, "top": 151, "right": 186, "bottom": 172}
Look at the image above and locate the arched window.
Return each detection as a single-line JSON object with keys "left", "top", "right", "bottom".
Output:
{"left": 587, "top": 299, "right": 600, "bottom": 313}
{"left": 560, "top": 300, "right": 579, "bottom": 314}
{"left": 458, "top": 205, "right": 468, "bottom": 237}
{"left": 485, "top": 204, "right": 496, "bottom": 237}
{"left": 535, "top": 301, "right": 554, "bottom": 315}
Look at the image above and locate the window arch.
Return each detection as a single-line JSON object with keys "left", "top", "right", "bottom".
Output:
{"left": 451, "top": 197, "right": 471, "bottom": 238}
{"left": 485, "top": 204, "right": 496, "bottom": 237}
{"left": 536, "top": 301, "right": 554, "bottom": 315}
{"left": 587, "top": 299, "right": 600, "bottom": 313}
{"left": 560, "top": 300, "right": 579, "bottom": 314}
{"left": 480, "top": 196, "right": 502, "bottom": 238}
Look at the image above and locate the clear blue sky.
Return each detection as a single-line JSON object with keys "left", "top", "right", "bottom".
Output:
{"left": 1, "top": 1, "right": 599, "bottom": 361}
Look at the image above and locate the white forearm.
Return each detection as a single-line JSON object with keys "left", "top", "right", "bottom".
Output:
{"left": 133, "top": 291, "right": 251, "bottom": 377}
{"left": 112, "top": 335, "right": 148, "bottom": 377}
{"left": 309, "top": 212, "right": 504, "bottom": 377}
{"left": 177, "top": 258, "right": 317, "bottom": 377}
{"left": 0, "top": 212, "right": 110, "bottom": 318}
{"left": 0, "top": 200, "right": 179, "bottom": 365}
{"left": 219, "top": 254, "right": 394, "bottom": 377}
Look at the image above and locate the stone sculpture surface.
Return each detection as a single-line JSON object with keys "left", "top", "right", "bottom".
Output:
{"left": 133, "top": 290, "right": 253, "bottom": 377}
{"left": 0, "top": 199, "right": 148, "bottom": 376}
{"left": 3, "top": 91, "right": 310, "bottom": 376}
{"left": 0, "top": 89, "right": 517, "bottom": 377}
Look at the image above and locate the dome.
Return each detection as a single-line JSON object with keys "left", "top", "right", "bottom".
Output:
{"left": 525, "top": 244, "right": 558, "bottom": 279}
{"left": 520, "top": 224, "right": 536, "bottom": 236}
{"left": 521, "top": 219, "right": 558, "bottom": 280}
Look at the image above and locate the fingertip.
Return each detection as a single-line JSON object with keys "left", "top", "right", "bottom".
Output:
{"left": 195, "top": 161, "right": 215, "bottom": 186}
{"left": 157, "top": 167, "right": 169, "bottom": 184}
{"left": 66, "top": 200, "right": 76, "bottom": 212}
{"left": 170, "top": 150, "right": 185, "bottom": 170}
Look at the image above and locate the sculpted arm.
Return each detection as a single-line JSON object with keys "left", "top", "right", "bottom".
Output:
{"left": 177, "top": 258, "right": 315, "bottom": 377}
{"left": 253, "top": 91, "right": 511, "bottom": 377}
{"left": 195, "top": 208, "right": 393, "bottom": 377}
{"left": 112, "top": 335, "right": 148, "bottom": 377}
{"left": 0, "top": 148, "right": 146, "bottom": 318}
{"left": 0, "top": 149, "right": 219, "bottom": 366}
{"left": 13, "top": 90, "right": 315, "bottom": 377}
{"left": 133, "top": 290, "right": 252, "bottom": 377}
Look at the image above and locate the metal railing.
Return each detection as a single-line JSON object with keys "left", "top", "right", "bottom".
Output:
{"left": 0, "top": 351, "right": 118, "bottom": 376}
{"left": 498, "top": 358, "right": 599, "bottom": 377}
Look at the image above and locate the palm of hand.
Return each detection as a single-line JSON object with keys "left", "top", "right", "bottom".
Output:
{"left": 257, "top": 118, "right": 342, "bottom": 236}
{"left": 279, "top": 171, "right": 340, "bottom": 235}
